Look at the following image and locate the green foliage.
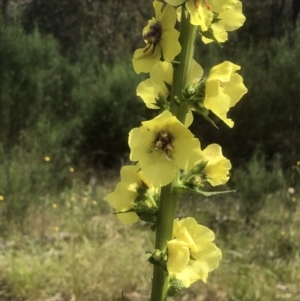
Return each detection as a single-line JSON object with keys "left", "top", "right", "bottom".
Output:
{"left": 0, "top": 175, "right": 299, "bottom": 301}
{"left": 231, "top": 151, "right": 284, "bottom": 224}
{"left": 0, "top": 21, "right": 148, "bottom": 221}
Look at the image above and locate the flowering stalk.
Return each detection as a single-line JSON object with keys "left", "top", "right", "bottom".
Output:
{"left": 105, "top": 1, "right": 247, "bottom": 300}
{"left": 150, "top": 6, "right": 197, "bottom": 301}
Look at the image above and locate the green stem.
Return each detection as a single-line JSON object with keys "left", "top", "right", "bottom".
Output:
{"left": 150, "top": 6, "right": 198, "bottom": 301}
{"left": 170, "top": 7, "right": 198, "bottom": 123}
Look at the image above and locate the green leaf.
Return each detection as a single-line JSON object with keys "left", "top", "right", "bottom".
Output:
{"left": 174, "top": 185, "right": 236, "bottom": 196}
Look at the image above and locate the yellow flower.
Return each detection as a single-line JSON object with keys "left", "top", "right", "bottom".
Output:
{"left": 204, "top": 61, "right": 247, "bottom": 127}
{"left": 104, "top": 165, "right": 154, "bottom": 224}
{"left": 52, "top": 203, "right": 57, "bottom": 209}
{"left": 202, "top": 1, "right": 246, "bottom": 44}
{"left": 0, "top": 195, "right": 3, "bottom": 201}
{"left": 129, "top": 111, "right": 202, "bottom": 187}
{"left": 92, "top": 200, "right": 97, "bottom": 206}
{"left": 164, "top": 0, "right": 185, "bottom": 5}
{"left": 82, "top": 197, "right": 88, "bottom": 202}
{"left": 167, "top": 217, "right": 222, "bottom": 287}
{"left": 202, "top": 144, "right": 231, "bottom": 186}
{"left": 137, "top": 61, "right": 173, "bottom": 109}
{"left": 137, "top": 60, "right": 203, "bottom": 110}
{"left": 54, "top": 226, "right": 59, "bottom": 232}
{"left": 185, "top": 0, "right": 214, "bottom": 31}
{"left": 69, "top": 167, "right": 75, "bottom": 173}
{"left": 44, "top": 156, "right": 51, "bottom": 162}
{"left": 132, "top": 1, "right": 181, "bottom": 74}
{"left": 70, "top": 196, "right": 76, "bottom": 202}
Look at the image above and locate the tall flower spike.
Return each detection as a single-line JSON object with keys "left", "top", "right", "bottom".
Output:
{"left": 128, "top": 111, "right": 202, "bottom": 187}
{"left": 132, "top": 1, "right": 181, "bottom": 74}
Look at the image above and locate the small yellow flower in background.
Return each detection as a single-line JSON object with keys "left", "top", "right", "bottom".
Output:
{"left": 104, "top": 165, "right": 154, "bottom": 224}
{"left": 249, "top": 245, "right": 254, "bottom": 249}
{"left": 92, "top": 200, "right": 97, "bottom": 206}
{"left": 129, "top": 111, "right": 202, "bottom": 187}
{"left": 132, "top": 0, "right": 181, "bottom": 74}
{"left": 54, "top": 226, "right": 59, "bottom": 232}
{"left": 52, "top": 203, "right": 57, "bottom": 209}
{"left": 82, "top": 197, "right": 88, "bottom": 202}
{"left": 69, "top": 167, "right": 75, "bottom": 173}
{"left": 297, "top": 161, "right": 300, "bottom": 166}
{"left": 204, "top": 61, "right": 247, "bottom": 127}
{"left": 201, "top": 144, "right": 232, "bottom": 186}
{"left": 280, "top": 231, "right": 285, "bottom": 236}
{"left": 44, "top": 156, "right": 51, "bottom": 162}
{"left": 0, "top": 195, "right": 4, "bottom": 201}
{"left": 167, "top": 217, "right": 222, "bottom": 287}
{"left": 70, "top": 196, "right": 76, "bottom": 202}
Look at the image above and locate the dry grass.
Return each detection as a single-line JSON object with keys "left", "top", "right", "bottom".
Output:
{"left": 0, "top": 174, "right": 299, "bottom": 301}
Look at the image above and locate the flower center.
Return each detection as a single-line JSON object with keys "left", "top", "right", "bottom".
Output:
{"left": 153, "top": 131, "right": 173, "bottom": 158}
{"left": 194, "top": 0, "right": 211, "bottom": 10}
{"left": 143, "top": 21, "right": 162, "bottom": 55}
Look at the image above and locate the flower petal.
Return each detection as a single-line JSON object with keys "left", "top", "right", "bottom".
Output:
{"left": 153, "top": 0, "right": 163, "bottom": 20}
{"left": 190, "top": 243, "right": 222, "bottom": 282}
{"left": 132, "top": 45, "right": 162, "bottom": 74}
{"left": 161, "top": 4, "right": 177, "bottom": 28}
{"left": 104, "top": 182, "right": 136, "bottom": 210}
{"left": 172, "top": 138, "right": 202, "bottom": 170}
{"left": 186, "top": 0, "right": 213, "bottom": 31}
{"left": 117, "top": 212, "right": 139, "bottom": 225}
{"left": 224, "top": 73, "right": 248, "bottom": 107}
{"left": 173, "top": 265, "right": 200, "bottom": 287}
{"left": 129, "top": 126, "right": 156, "bottom": 162}
{"left": 140, "top": 151, "right": 177, "bottom": 187}
{"left": 150, "top": 61, "right": 173, "bottom": 86}
{"left": 218, "top": 2, "right": 246, "bottom": 31}
{"left": 136, "top": 78, "right": 160, "bottom": 109}
{"left": 160, "top": 28, "right": 181, "bottom": 62}
{"left": 202, "top": 144, "right": 232, "bottom": 186}
{"left": 167, "top": 239, "right": 190, "bottom": 273}
{"left": 190, "top": 60, "right": 204, "bottom": 83}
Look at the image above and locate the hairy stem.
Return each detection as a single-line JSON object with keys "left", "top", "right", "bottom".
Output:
{"left": 150, "top": 6, "right": 198, "bottom": 301}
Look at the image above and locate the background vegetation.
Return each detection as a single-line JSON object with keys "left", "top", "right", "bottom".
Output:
{"left": 0, "top": 0, "right": 300, "bottom": 300}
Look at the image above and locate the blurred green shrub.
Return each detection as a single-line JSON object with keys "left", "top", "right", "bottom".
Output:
{"left": 0, "top": 21, "right": 147, "bottom": 221}
{"left": 0, "top": 21, "right": 147, "bottom": 166}
{"left": 231, "top": 151, "right": 284, "bottom": 224}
